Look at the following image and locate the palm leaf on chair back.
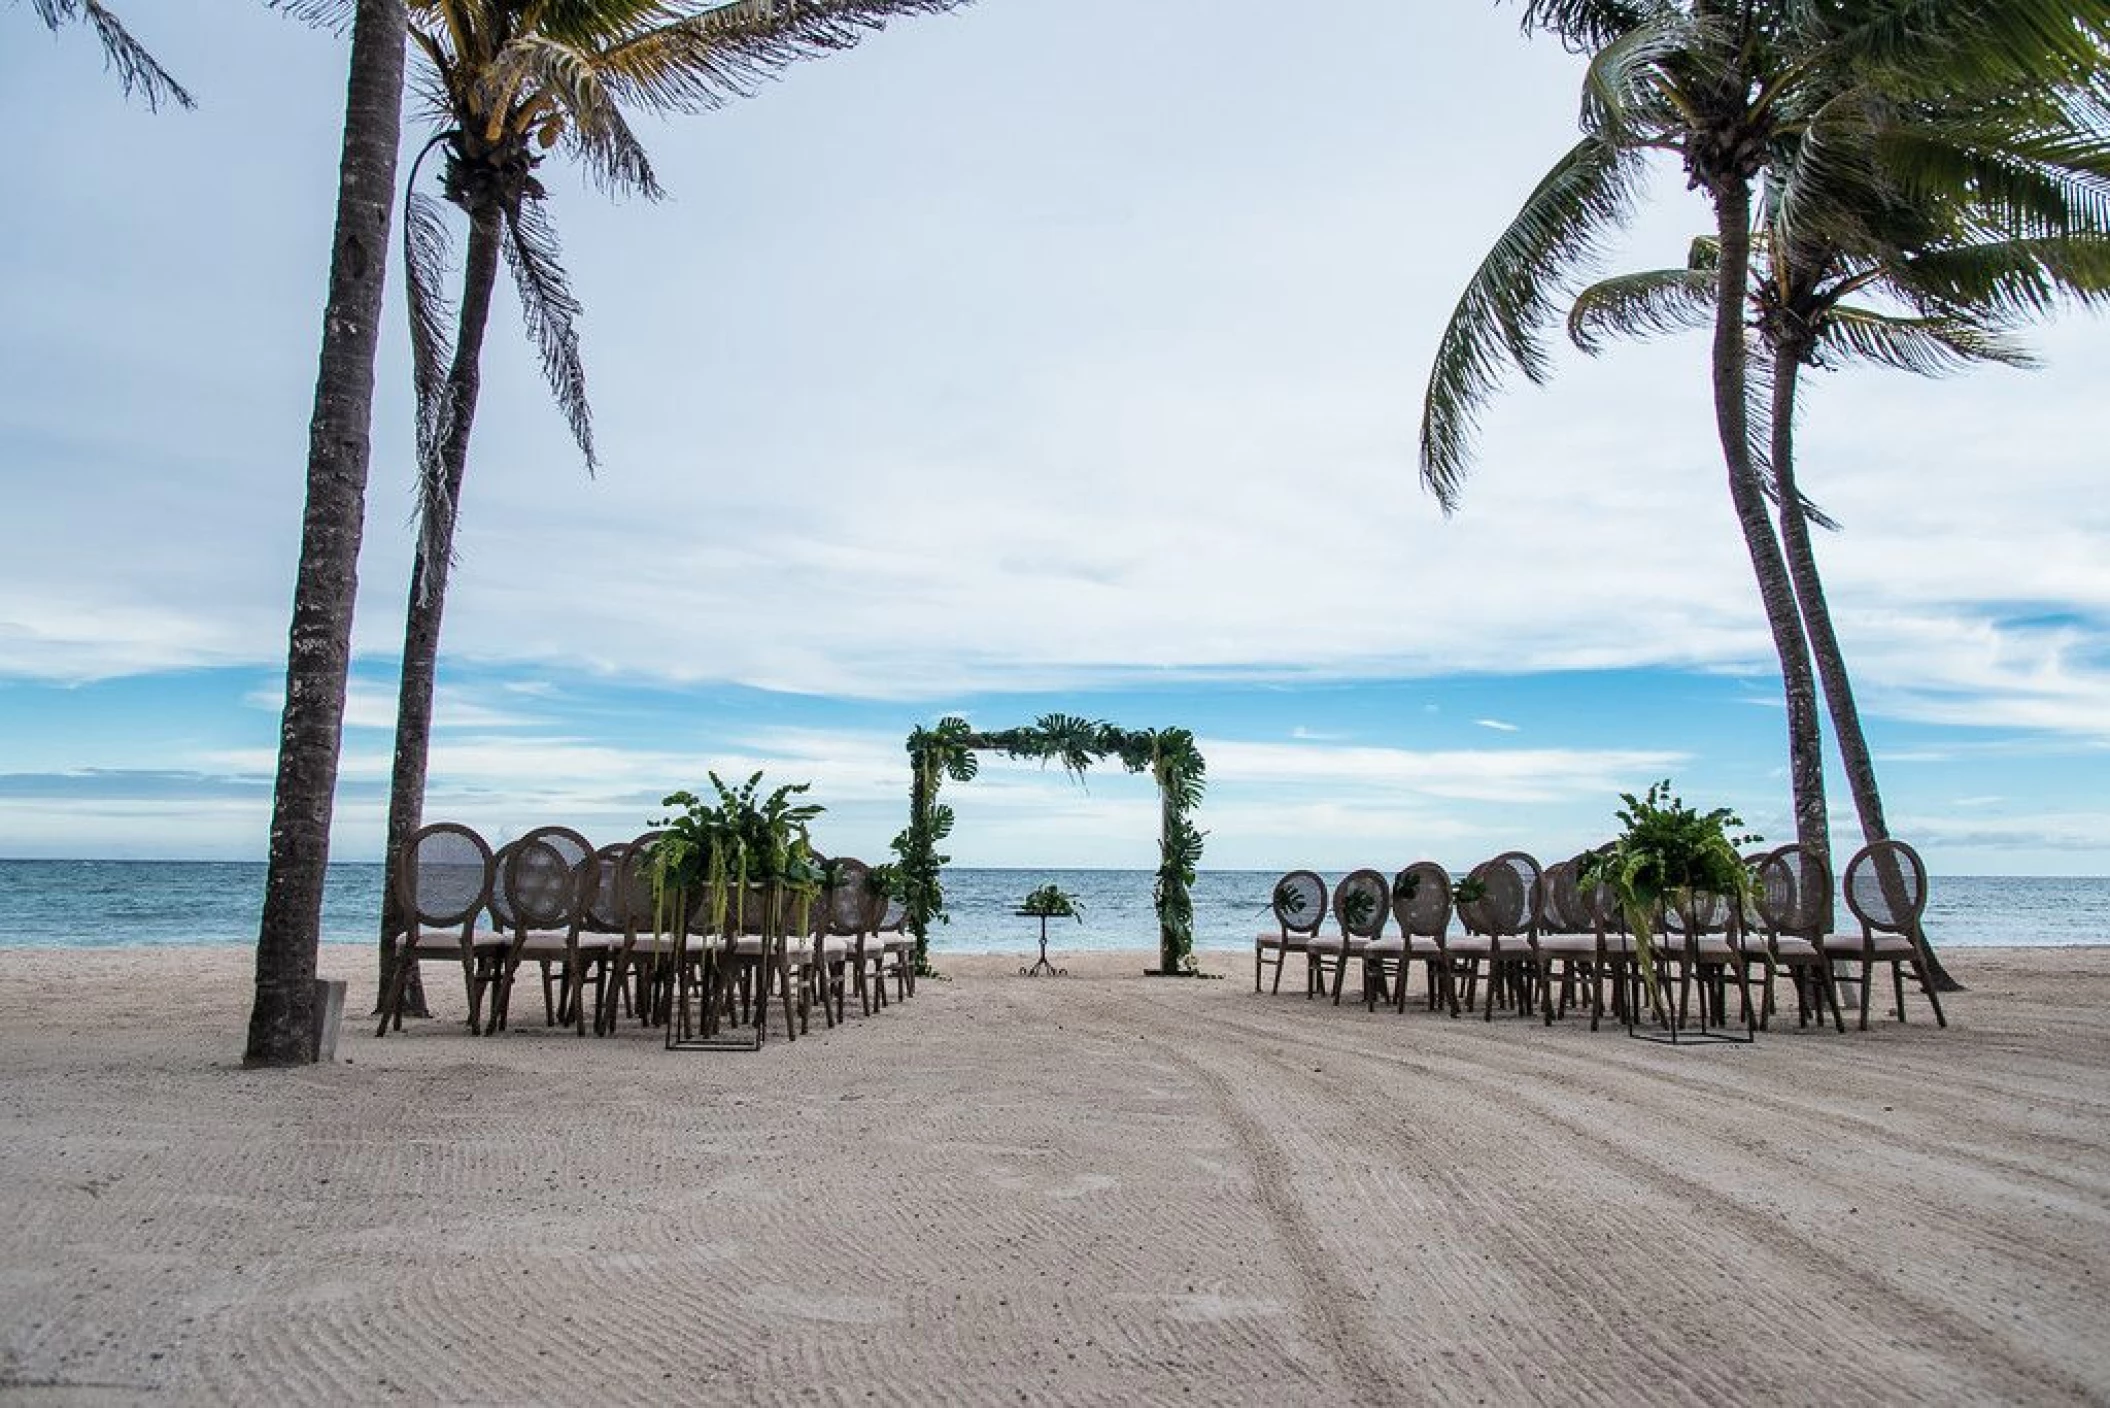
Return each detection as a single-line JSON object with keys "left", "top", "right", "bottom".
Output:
{"left": 1390, "top": 861, "right": 1452, "bottom": 940}
{"left": 1273, "top": 870, "right": 1328, "bottom": 935}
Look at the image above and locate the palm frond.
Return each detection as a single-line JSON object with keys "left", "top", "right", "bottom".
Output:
{"left": 403, "top": 188, "right": 458, "bottom": 480}
{"left": 1580, "top": 11, "right": 1694, "bottom": 141}
{"left": 1817, "top": 304, "right": 2038, "bottom": 374}
{"left": 501, "top": 200, "right": 596, "bottom": 473}
{"left": 404, "top": 189, "right": 460, "bottom": 582}
{"left": 1567, "top": 267, "right": 1716, "bottom": 353}
{"left": 267, "top": 0, "right": 355, "bottom": 33}
{"left": 488, "top": 35, "right": 661, "bottom": 197}
{"left": 1813, "top": 0, "right": 2110, "bottom": 100}
{"left": 1875, "top": 129, "right": 2110, "bottom": 239}
{"left": 597, "top": 0, "right": 976, "bottom": 116}
{"left": 1896, "top": 236, "right": 2110, "bottom": 319}
{"left": 1419, "top": 135, "right": 1647, "bottom": 511}
{"left": 1517, "top": 0, "right": 1659, "bottom": 53}
{"left": 1787, "top": 489, "right": 1842, "bottom": 534}
{"left": 48, "top": 0, "right": 196, "bottom": 111}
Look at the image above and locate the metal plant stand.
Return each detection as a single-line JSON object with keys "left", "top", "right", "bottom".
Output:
{"left": 1016, "top": 910, "right": 1067, "bottom": 978}
{"left": 1624, "top": 934, "right": 1757, "bottom": 1046}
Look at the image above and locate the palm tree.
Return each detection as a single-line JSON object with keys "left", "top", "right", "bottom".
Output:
{"left": 1566, "top": 80, "right": 2110, "bottom": 975}
{"left": 1419, "top": 0, "right": 2108, "bottom": 889}
{"left": 373, "top": 0, "right": 976, "bottom": 1001}
{"left": 245, "top": 0, "right": 409, "bottom": 1065}
{"left": 23, "top": 0, "right": 193, "bottom": 109}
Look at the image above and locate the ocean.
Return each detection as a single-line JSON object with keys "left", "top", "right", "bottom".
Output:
{"left": 0, "top": 860, "right": 2102, "bottom": 952}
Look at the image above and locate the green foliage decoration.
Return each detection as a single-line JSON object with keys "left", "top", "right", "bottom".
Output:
{"left": 1019, "top": 883, "right": 1084, "bottom": 920}
{"left": 651, "top": 770, "right": 826, "bottom": 944}
{"left": 894, "top": 713, "right": 1207, "bottom": 975}
{"left": 1390, "top": 870, "right": 1487, "bottom": 906}
{"left": 1576, "top": 779, "right": 1759, "bottom": 1019}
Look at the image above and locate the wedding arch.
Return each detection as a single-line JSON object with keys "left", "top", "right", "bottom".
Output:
{"left": 893, "top": 715, "right": 1207, "bottom": 974}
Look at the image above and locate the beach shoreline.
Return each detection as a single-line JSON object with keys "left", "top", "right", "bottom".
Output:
{"left": 3, "top": 943, "right": 2107, "bottom": 1403}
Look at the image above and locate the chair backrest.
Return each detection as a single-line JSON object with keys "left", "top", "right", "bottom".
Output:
{"left": 1540, "top": 859, "right": 1588, "bottom": 934}
{"left": 876, "top": 895, "right": 908, "bottom": 934}
{"left": 825, "top": 858, "right": 879, "bottom": 936}
{"left": 503, "top": 825, "right": 594, "bottom": 932}
{"left": 580, "top": 844, "right": 629, "bottom": 933}
{"left": 396, "top": 822, "right": 493, "bottom": 928}
{"left": 487, "top": 840, "right": 520, "bottom": 930}
{"left": 1390, "top": 862, "right": 1453, "bottom": 940}
{"left": 1756, "top": 843, "right": 1830, "bottom": 938}
{"left": 1462, "top": 851, "right": 1540, "bottom": 937}
{"left": 1661, "top": 887, "right": 1734, "bottom": 937}
{"left": 620, "top": 830, "right": 666, "bottom": 932}
{"left": 1271, "top": 870, "right": 1328, "bottom": 936}
{"left": 1844, "top": 838, "right": 1926, "bottom": 935}
{"left": 1332, "top": 869, "right": 1389, "bottom": 939}
{"left": 1580, "top": 863, "right": 1625, "bottom": 936}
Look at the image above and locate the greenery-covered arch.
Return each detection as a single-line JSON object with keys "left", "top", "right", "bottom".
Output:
{"left": 892, "top": 714, "right": 1207, "bottom": 975}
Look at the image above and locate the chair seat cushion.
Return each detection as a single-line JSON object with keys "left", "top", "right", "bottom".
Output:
{"left": 1533, "top": 933, "right": 1600, "bottom": 957}
{"left": 1256, "top": 932, "right": 1311, "bottom": 950}
{"left": 1820, "top": 932, "right": 1922, "bottom": 957}
{"left": 408, "top": 930, "right": 506, "bottom": 955}
{"left": 1440, "top": 935, "right": 1494, "bottom": 957}
{"left": 728, "top": 935, "right": 815, "bottom": 956}
{"left": 1308, "top": 934, "right": 1374, "bottom": 954}
{"left": 511, "top": 931, "right": 617, "bottom": 959}
{"left": 1768, "top": 936, "right": 1819, "bottom": 959}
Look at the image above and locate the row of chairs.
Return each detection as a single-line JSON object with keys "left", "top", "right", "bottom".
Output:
{"left": 375, "top": 822, "right": 914, "bottom": 1042}
{"left": 1256, "top": 840, "right": 1949, "bottom": 1034}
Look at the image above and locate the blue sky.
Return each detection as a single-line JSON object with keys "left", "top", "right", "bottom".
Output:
{"left": 3, "top": 0, "right": 2106, "bottom": 873}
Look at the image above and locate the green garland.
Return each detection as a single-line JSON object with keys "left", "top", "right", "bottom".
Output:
{"left": 893, "top": 714, "right": 1208, "bottom": 975}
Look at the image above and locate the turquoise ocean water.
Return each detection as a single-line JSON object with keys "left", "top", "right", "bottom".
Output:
{"left": 0, "top": 860, "right": 2101, "bottom": 952}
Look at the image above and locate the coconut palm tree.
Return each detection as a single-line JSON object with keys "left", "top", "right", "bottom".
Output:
{"left": 1565, "top": 81, "right": 2110, "bottom": 974}
{"left": 1419, "top": 0, "right": 2110, "bottom": 884}
{"left": 246, "top": 0, "right": 409, "bottom": 1065}
{"left": 23, "top": 0, "right": 193, "bottom": 109}
{"left": 372, "top": 0, "right": 976, "bottom": 999}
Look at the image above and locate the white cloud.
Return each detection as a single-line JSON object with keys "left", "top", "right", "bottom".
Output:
{"left": 1474, "top": 719, "right": 1521, "bottom": 733}
{"left": 4, "top": 0, "right": 2107, "bottom": 871}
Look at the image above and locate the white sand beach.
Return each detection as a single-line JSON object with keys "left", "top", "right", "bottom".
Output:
{"left": 3, "top": 943, "right": 2107, "bottom": 1405}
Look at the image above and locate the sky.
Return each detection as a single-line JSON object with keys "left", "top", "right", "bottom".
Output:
{"left": 2, "top": 0, "right": 2106, "bottom": 875}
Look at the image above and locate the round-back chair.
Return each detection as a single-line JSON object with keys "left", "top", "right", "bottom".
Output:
{"left": 1255, "top": 869, "right": 1328, "bottom": 996}
{"left": 1833, "top": 838, "right": 1946, "bottom": 1031}
{"left": 378, "top": 822, "right": 498, "bottom": 1036}
{"left": 1389, "top": 861, "right": 1453, "bottom": 941}
{"left": 1460, "top": 851, "right": 1542, "bottom": 1021}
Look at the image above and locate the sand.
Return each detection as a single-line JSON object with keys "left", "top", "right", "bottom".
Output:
{"left": 1, "top": 942, "right": 2106, "bottom": 1405}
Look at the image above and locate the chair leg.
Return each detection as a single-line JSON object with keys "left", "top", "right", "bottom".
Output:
{"left": 1892, "top": 961, "right": 1908, "bottom": 1023}
{"left": 1858, "top": 958, "right": 1874, "bottom": 1030}
{"left": 1913, "top": 952, "right": 1948, "bottom": 1028}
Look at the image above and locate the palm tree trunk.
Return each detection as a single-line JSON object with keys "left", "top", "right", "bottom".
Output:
{"left": 377, "top": 204, "right": 506, "bottom": 994}
{"left": 245, "top": 0, "right": 407, "bottom": 1067}
{"left": 1708, "top": 181, "right": 1830, "bottom": 871}
{"left": 1769, "top": 351, "right": 1960, "bottom": 988}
